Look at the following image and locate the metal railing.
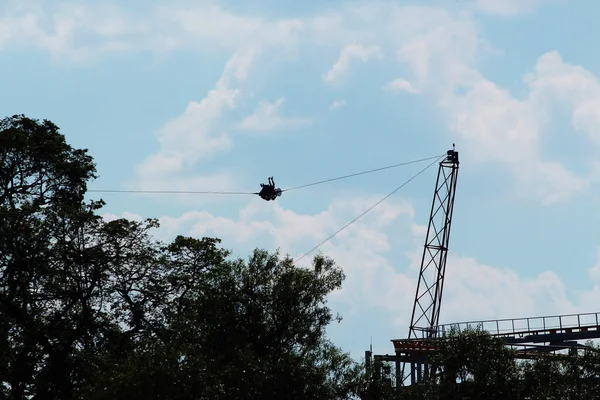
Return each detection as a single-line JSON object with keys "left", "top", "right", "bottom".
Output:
{"left": 414, "top": 311, "right": 600, "bottom": 339}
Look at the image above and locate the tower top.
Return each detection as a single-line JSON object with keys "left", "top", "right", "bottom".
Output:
{"left": 446, "top": 144, "right": 459, "bottom": 164}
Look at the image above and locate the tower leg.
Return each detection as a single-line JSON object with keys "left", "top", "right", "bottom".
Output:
{"left": 395, "top": 360, "right": 401, "bottom": 391}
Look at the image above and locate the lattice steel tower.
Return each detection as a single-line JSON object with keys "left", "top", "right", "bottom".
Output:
{"left": 406, "top": 147, "right": 459, "bottom": 375}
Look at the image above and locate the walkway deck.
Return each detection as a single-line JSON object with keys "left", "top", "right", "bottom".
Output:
{"left": 392, "top": 311, "right": 600, "bottom": 357}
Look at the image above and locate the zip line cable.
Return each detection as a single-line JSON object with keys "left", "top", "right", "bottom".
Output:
{"left": 87, "top": 189, "right": 255, "bottom": 195}
{"left": 293, "top": 154, "right": 445, "bottom": 264}
{"left": 87, "top": 154, "right": 444, "bottom": 196}
{"left": 280, "top": 154, "right": 444, "bottom": 192}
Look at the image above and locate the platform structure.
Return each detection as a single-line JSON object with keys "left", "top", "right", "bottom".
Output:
{"left": 368, "top": 311, "right": 600, "bottom": 387}
{"left": 427, "top": 311, "right": 600, "bottom": 354}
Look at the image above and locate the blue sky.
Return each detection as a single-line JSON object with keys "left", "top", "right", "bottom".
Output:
{"left": 2, "top": 0, "right": 600, "bottom": 361}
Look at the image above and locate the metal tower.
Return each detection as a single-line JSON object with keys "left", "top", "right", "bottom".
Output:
{"left": 405, "top": 147, "right": 459, "bottom": 376}
{"left": 409, "top": 148, "right": 459, "bottom": 336}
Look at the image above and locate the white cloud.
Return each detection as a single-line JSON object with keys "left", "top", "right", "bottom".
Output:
{"left": 156, "top": 3, "right": 304, "bottom": 53}
{"left": 0, "top": 1, "right": 552, "bottom": 64}
{"left": 525, "top": 51, "right": 600, "bottom": 144}
{"left": 0, "top": 3, "right": 156, "bottom": 63}
{"left": 0, "top": 1, "right": 305, "bottom": 63}
{"left": 107, "top": 193, "right": 596, "bottom": 337}
{"left": 134, "top": 47, "right": 255, "bottom": 190}
{"left": 329, "top": 100, "right": 346, "bottom": 111}
{"left": 103, "top": 211, "right": 144, "bottom": 223}
{"left": 474, "top": 0, "right": 552, "bottom": 16}
{"left": 384, "top": 78, "right": 419, "bottom": 94}
{"left": 106, "top": 195, "right": 416, "bottom": 312}
{"left": 572, "top": 249, "right": 600, "bottom": 316}
{"left": 588, "top": 248, "right": 600, "bottom": 283}
{"left": 441, "top": 255, "right": 575, "bottom": 324}
{"left": 396, "top": 16, "right": 483, "bottom": 96}
{"left": 573, "top": 100, "right": 600, "bottom": 144}
{"left": 454, "top": 51, "right": 600, "bottom": 204}
{"left": 446, "top": 77, "right": 589, "bottom": 205}
{"left": 236, "top": 97, "right": 311, "bottom": 133}
{"left": 395, "top": 23, "right": 597, "bottom": 204}
{"left": 322, "top": 44, "right": 383, "bottom": 84}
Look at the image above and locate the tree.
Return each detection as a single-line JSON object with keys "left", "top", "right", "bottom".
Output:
{"left": 0, "top": 114, "right": 103, "bottom": 399}
{"left": 517, "top": 342, "right": 600, "bottom": 400}
{"left": 577, "top": 341, "right": 600, "bottom": 396}
{"left": 87, "top": 246, "right": 366, "bottom": 400}
{"left": 359, "top": 360, "right": 400, "bottom": 400}
{"left": 0, "top": 115, "right": 174, "bottom": 399}
{"left": 422, "top": 326, "right": 520, "bottom": 399}
{"left": 406, "top": 328, "right": 600, "bottom": 399}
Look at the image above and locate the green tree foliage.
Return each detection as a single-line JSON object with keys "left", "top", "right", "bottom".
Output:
{"left": 423, "top": 326, "right": 520, "bottom": 399}
{"left": 518, "top": 343, "right": 600, "bottom": 400}
{"left": 360, "top": 360, "right": 398, "bottom": 400}
{"left": 88, "top": 246, "right": 366, "bottom": 400}
{"left": 0, "top": 115, "right": 366, "bottom": 399}
{"left": 379, "top": 329, "right": 600, "bottom": 400}
{"left": 0, "top": 114, "right": 104, "bottom": 399}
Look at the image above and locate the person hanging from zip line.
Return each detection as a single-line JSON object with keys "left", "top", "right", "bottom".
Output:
{"left": 258, "top": 176, "right": 282, "bottom": 201}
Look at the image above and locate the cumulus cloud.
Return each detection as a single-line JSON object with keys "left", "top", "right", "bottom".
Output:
{"left": 445, "top": 76, "right": 589, "bottom": 205}
{"left": 105, "top": 195, "right": 418, "bottom": 314}
{"left": 236, "top": 97, "right": 311, "bottom": 133}
{"left": 395, "top": 22, "right": 597, "bottom": 204}
{"left": 0, "top": 1, "right": 303, "bottom": 62}
{"left": 0, "top": 2, "right": 156, "bottom": 63}
{"left": 0, "top": 0, "right": 553, "bottom": 64}
{"left": 569, "top": 249, "right": 600, "bottom": 318}
{"left": 384, "top": 78, "right": 419, "bottom": 94}
{"left": 329, "top": 100, "right": 347, "bottom": 111}
{"left": 474, "top": 0, "right": 551, "bottom": 16}
{"left": 156, "top": 3, "right": 304, "bottom": 53}
{"left": 322, "top": 44, "right": 383, "bottom": 84}
{"left": 589, "top": 249, "right": 600, "bottom": 283}
{"left": 441, "top": 255, "right": 575, "bottom": 324}
{"left": 104, "top": 193, "right": 596, "bottom": 337}
{"left": 133, "top": 47, "right": 255, "bottom": 191}
{"left": 396, "top": 17, "right": 483, "bottom": 96}
{"left": 456, "top": 52, "right": 600, "bottom": 204}
{"left": 525, "top": 52, "right": 600, "bottom": 144}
